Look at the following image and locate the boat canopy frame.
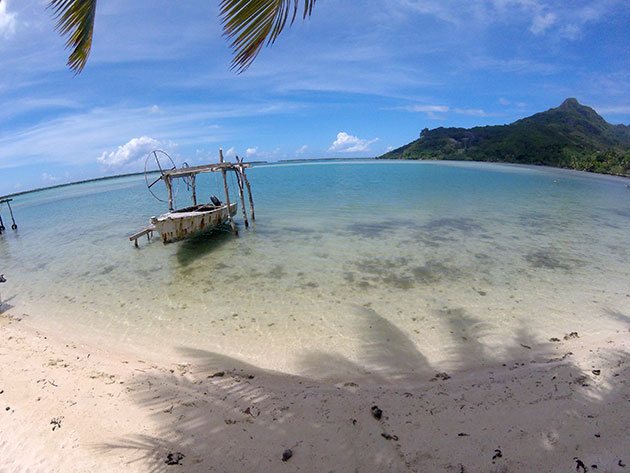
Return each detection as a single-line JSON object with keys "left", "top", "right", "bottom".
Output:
{"left": 149, "top": 148, "right": 255, "bottom": 237}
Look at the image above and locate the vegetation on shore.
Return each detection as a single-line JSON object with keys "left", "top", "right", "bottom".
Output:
{"left": 381, "top": 99, "right": 630, "bottom": 176}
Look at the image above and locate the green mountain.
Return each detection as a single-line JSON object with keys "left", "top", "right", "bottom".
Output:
{"left": 381, "top": 98, "right": 630, "bottom": 176}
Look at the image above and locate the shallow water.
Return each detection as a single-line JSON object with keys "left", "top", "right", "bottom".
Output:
{"left": 2, "top": 161, "right": 629, "bottom": 378}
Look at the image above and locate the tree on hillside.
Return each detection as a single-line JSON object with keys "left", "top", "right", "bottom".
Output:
{"left": 1, "top": 0, "right": 316, "bottom": 73}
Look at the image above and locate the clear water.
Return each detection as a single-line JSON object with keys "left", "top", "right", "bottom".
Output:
{"left": 2, "top": 161, "right": 629, "bottom": 378}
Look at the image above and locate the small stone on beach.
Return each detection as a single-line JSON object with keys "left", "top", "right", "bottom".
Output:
{"left": 371, "top": 405, "right": 383, "bottom": 420}
{"left": 281, "top": 448, "right": 293, "bottom": 462}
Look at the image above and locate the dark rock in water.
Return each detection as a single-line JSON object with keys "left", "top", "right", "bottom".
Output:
{"left": 564, "top": 332, "right": 579, "bottom": 340}
{"left": 281, "top": 448, "right": 293, "bottom": 462}
{"left": 165, "top": 452, "right": 185, "bottom": 465}
{"left": 371, "top": 405, "right": 383, "bottom": 420}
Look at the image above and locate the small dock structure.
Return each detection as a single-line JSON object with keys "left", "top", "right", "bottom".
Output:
{"left": 0, "top": 198, "right": 18, "bottom": 234}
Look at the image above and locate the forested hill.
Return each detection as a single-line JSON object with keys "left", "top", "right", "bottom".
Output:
{"left": 380, "top": 98, "right": 630, "bottom": 176}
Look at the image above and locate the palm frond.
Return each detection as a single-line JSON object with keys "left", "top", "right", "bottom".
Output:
{"left": 220, "top": 0, "right": 316, "bottom": 73}
{"left": 48, "top": 0, "right": 98, "bottom": 74}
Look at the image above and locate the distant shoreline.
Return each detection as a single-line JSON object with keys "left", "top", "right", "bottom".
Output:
{"left": 0, "top": 170, "right": 155, "bottom": 200}
{"left": 375, "top": 157, "right": 630, "bottom": 180}
{"left": 4, "top": 157, "right": 627, "bottom": 200}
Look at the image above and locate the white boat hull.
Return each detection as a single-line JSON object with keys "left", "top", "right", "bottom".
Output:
{"left": 150, "top": 202, "right": 237, "bottom": 244}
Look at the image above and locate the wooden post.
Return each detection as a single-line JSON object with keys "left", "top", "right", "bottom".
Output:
{"left": 165, "top": 176, "right": 174, "bottom": 211}
{"left": 238, "top": 157, "right": 256, "bottom": 222}
{"left": 190, "top": 175, "right": 197, "bottom": 206}
{"left": 219, "top": 148, "right": 238, "bottom": 236}
{"left": 235, "top": 167, "right": 249, "bottom": 228}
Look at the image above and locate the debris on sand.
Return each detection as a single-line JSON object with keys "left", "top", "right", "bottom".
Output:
{"left": 50, "top": 417, "right": 63, "bottom": 431}
{"left": 564, "top": 332, "right": 579, "bottom": 340}
{"left": 574, "top": 457, "right": 587, "bottom": 472}
{"left": 165, "top": 452, "right": 184, "bottom": 465}
{"left": 431, "top": 372, "right": 451, "bottom": 381}
{"left": 371, "top": 405, "right": 383, "bottom": 420}
{"left": 281, "top": 448, "right": 293, "bottom": 462}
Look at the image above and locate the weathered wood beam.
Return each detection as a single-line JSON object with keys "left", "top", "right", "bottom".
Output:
{"left": 235, "top": 168, "right": 249, "bottom": 228}
{"left": 219, "top": 148, "right": 238, "bottom": 236}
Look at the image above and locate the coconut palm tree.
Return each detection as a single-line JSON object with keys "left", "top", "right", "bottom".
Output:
{"left": 45, "top": 0, "right": 316, "bottom": 74}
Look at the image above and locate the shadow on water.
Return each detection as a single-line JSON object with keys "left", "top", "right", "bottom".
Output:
{"left": 98, "top": 305, "right": 629, "bottom": 473}
{"left": 175, "top": 226, "right": 235, "bottom": 267}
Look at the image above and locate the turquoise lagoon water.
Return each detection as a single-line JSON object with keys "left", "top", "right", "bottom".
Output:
{"left": 1, "top": 161, "right": 629, "bottom": 377}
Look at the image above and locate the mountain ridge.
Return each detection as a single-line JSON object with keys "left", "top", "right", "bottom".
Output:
{"left": 380, "top": 99, "right": 630, "bottom": 176}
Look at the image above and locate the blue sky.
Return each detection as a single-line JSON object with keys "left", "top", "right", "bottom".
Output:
{"left": 0, "top": 0, "right": 628, "bottom": 195}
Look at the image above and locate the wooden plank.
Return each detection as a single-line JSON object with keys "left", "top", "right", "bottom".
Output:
{"left": 163, "top": 162, "right": 250, "bottom": 179}
{"left": 129, "top": 225, "right": 156, "bottom": 241}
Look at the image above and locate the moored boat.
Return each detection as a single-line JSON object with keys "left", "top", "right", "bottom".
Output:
{"left": 129, "top": 149, "right": 255, "bottom": 246}
{"left": 151, "top": 201, "right": 237, "bottom": 243}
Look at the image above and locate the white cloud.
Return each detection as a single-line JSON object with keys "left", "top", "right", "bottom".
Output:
{"left": 407, "top": 104, "right": 450, "bottom": 113}
{"left": 149, "top": 105, "right": 161, "bottom": 113}
{"left": 0, "top": 1, "right": 17, "bottom": 39}
{"left": 454, "top": 107, "right": 489, "bottom": 116}
{"left": 594, "top": 104, "right": 630, "bottom": 115}
{"left": 97, "top": 136, "right": 162, "bottom": 168}
{"left": 245, "top": 147, "right": 258, "bottom": 157}
{"left": 530, "top": 12, "right": 556, "bottom": 34}
{"left": 328, "top": 132, "right": 378, "bottom": 153}
{"left": 225, "top": 147, "right": 236, "bottom": 158}
{"left": 41, "top": 172, "right": 57, "bottom": 183}
{"left": 296, "top": 145, "right": 308, "bottom": 154}
{"left": 499, "top": 97, "right": 510, "bottom": 106}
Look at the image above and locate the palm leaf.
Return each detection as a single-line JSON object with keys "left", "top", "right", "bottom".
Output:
{"left": 220, "top": 0, "right": 316, "bottom": 73}
{"left": 49, "top": 0, "right": 98, "bottom": 74}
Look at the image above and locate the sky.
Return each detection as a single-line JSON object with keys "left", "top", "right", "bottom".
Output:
{"left": 0, "top": 0, "right": 628, "bottom": 195}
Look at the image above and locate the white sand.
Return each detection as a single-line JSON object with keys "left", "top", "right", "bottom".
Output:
{"left": 1, "top": 309, "right": 628, "bottom": 473}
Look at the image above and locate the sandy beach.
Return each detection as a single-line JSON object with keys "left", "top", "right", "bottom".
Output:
{"left": 1, "top": 307, "right": 628, "bottom": 473}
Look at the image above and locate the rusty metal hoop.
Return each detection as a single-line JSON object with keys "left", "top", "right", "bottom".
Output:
{"left": 144, "top": 150, "right": 177, "bottom": 203}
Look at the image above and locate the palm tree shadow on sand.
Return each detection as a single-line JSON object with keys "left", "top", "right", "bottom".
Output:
{"left": 97, "top": 305, "right": 629, "bottom": 473}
